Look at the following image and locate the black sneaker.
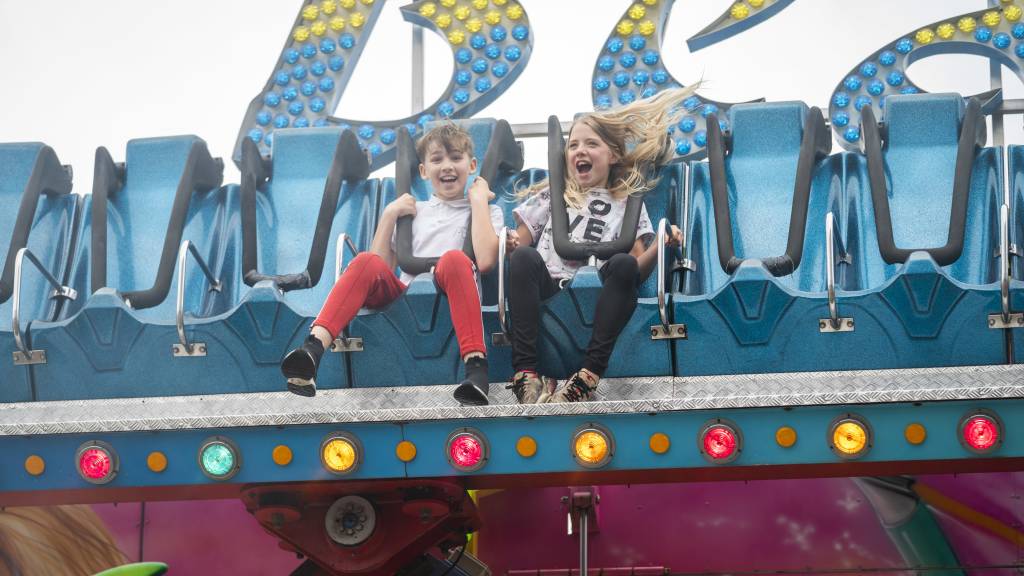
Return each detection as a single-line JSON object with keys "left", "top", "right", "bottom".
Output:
{"left": 548, "top": 371, "right": 597, "bottom": 403}
{"left": 281, "top": 335, "right": 325, "bottom": 397}
{"left": 506, "top": 370, "right": 557, "bottom": 404}
{"left": 453, "top": 356, "right": 490, "bottom": 406}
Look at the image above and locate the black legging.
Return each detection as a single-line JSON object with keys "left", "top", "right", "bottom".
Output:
{"left": 508, "top": 246, "right": 640, "bottom": 376}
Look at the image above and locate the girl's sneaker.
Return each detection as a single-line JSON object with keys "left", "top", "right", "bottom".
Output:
{"left": 507, "top": 370, "right": 557, "bottom": 404}
{"left": 453, "top": 356, "right": 490, "bottom": 406}
{"left": 281, "top": 335, "right": 325, "bottom": 397}
{"left": 548, "top": 371, "right": 597, "bottom": 403}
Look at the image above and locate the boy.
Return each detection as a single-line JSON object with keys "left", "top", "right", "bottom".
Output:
{"left": 281, "top": 123, "right": 503, "bottom": 405}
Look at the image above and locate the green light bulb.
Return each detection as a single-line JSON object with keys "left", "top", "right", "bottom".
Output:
{"left": 201, "top": 443, "right": 236, "bottom": 478}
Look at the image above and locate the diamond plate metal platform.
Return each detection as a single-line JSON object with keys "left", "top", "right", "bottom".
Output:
{"left": 2, "top": 365, "right": 1023, "bottom": 436}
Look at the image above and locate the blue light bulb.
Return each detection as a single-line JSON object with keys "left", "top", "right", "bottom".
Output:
{"left": 619, "top": 90, "right": 636, "bottom": 105}
{"left": 358, "top": 125, "right": 374, "bottom": 139}
{"left": 248, "top": 128, "right": 263, "bottom": 142}
{"left": 1016, "top": 43, "right": 1024, "bottom": 58}
{"left": 512, "top": 25, "right": 529, "bottom": 41}
{"left": 417, "top": 114, "right": 434, "bottom": 126}
{"left": 642, "top": 50, "right": 659, "bottom": 65}
{"left": 504, "top": 46, "right": 521, "bottom": 61}
{"left": 292, "top": 65, "right": 307, "bottom": 80}
{"left": 339, "top": 33, "right": 355, "bottom": 49}
{"left": 294, "top": 117, "right": 310, "bottom": 128}
{"left": 319, "top": 77, "right": 335, "bottom": 92}
{"left": 607, "top": 38, "right": 624, "bottom": 53}
{"left": 854, "top": 95, "right": 872, "bottom": 111}
{"left": 895, "top": 38, "right": 913, "bottom": 54}
{"left": 859, "top": 62, "right": 877, "bottom": 78}
{"left": 878, "top": 51, "right": 896, "bottom": 66}
{"left": 329, "top": 56, "right": 345, "bottom": 71}
{"left": 900, "top": 86, "right": 919, "bottom": 94}
{"left": 833, "top": 92, "right": 850, "bottom": 107}
{"left": 453, "top": 88, "right": 470, "bottom": 103}
{"left": 598, "top": 56, "right": 615, "bottom": 71}
{"left": 642, "top": 87, "right": 656, "bottom": 98}
{"left": 614, "top": 72, "right": 629, "bottom": 87}
{"left": 492, "top": 62, "right": 509, "bottom": 77}
{"left": 694, "top": 130, "right": 707, "bottom": 147}
{"left": 288, "top": 101, "right": 304, "bottom": 116}
{"left": 439, "top": 101, "right": 455, "bottom": 116}
{"left": 264, "top": 92, "right": 281, "bottom": 107}
{"left": 368, "top": 143, "right": 382, "bottom": 157}
{"left": 275, "top": 71, "right": 291, "bottom": 86}
{"left": 471, "top": 34, "right": 486, "bottom": 49}
{"left": 320, "top": 39, "right": 336, "bottom": 53}
{"left": 380, "top": 129, "right": 396, "bottom": 144}
{"left": 283, "top": 87, "right": 298, "bottom": 101}
{"left": 844, "top": 76, "right": 862, "bottom": 91}
{"left": 311, "top": 61, "right": 327, "bottom": 76}
{"left": 629, "top": 36, "right": 646, "bottom": 51}
{"left": 619, "top": 53, "right": 637, "bottom": 68}
{"left": 302, "top": 43, "right": 317, "bottom": 58}
{"left": 472, "top": 58, "right": 488, "bottom": 73}
{"left": 995, "top": 33, "right": 1011, "bottom": 49}
{"left": 844, "top": 126, "right": 860, "bottom": 142}
{"left": 886, "top": 71, "right": 904, "bottom": 86}
{"left": 683, "top": 96, "right": 700, "bottom": 111}
{"left": 310, "top": 97, "right": 326, "bottom": 113}
{"left": 975, "top": 27, "right": 993, "bottom": 43}
{"left": 485, "top": 44, "right": 501, "bottom": 59}
{"left": 456, "top": 48, "right": 473, "bottom": 63}
{"left": 652, "top": 70, "right": 668, "bottom": 84}
{"left": 675, "top": 139, "right": 691, "bottom": 155}
{"left": 274, "top": 114, "right": 289, "bottom": 128}
{"left": 719, "top": 120, "right": 729, "bottom": 133}
{"left": 301, "top": 81, "right": 317, "bottom": 96}
{"left": 264, "top": 133, "right": 274, "bottom": 146}
{"left": 700, "top": 104, "right": 718, "bottom": 118}
{"left": 456, "top": 70, "right": 471, "bottom": 85}
{"left": 633, "top": 70, "right": 649, "bottom": 86}
{"left": 867, "top": 80, "right": 884, "bottom": 95}
{"left": 595, "top": 95, "right": 612, "bottom": 109}
{"left": 490, "top": 25, "right": 507, "bottom": 42}
{"left": 832, "top": 112, "right": 849, "bottom": 127}
{"left": 405, "top": 123, "right": 417, "bottom": 135}
{"left": 678, "top": 116, "right": 696, "bottom": 133}
{"left": 256, "top": 111, "right": 272, "bottom": 126}
{"left": 1014, "top": 23, "right": 1024, "bottom": 39}
{"left": 475, "top": 77, "right": 492, "bottom": 92}
{"left": 285, "top": 49, "right": 300, "bottom": 64}
{"left": 314, "top": 118, "right": 329, "bottom": 127}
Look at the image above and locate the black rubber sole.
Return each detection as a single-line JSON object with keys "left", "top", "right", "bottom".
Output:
{"left": 453, "top": 382, "right": 489, "bottom": 406}
{"left": 287, "top": 378, "right": 317, "bottom": 398}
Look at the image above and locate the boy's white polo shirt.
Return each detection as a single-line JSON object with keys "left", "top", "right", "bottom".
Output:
{"left": 392, "top": 195, "right": 505, "bottom": 285}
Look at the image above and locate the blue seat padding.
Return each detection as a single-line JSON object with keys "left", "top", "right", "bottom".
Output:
{"left": 0, "top": 143, "right": 77, "bottom": 402}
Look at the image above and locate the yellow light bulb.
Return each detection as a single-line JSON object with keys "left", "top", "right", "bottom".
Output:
{"left": 730, "top": 3, "right": 749, "bottom": 19}
{"left": 1005, "top": 5, "right": 1022, "bottom": 21}
{"left": 293, "top": 26, "right": 311, "bottom": 42}
{"left": 472, "top": 0, "right": 488, "bottom": 9}
{"left": 339, "top": 0, "right": 355, "bottom": 8}
{"left": 466, "top": 18, "right": 482, "bottom": 32}
{"left": 574, "top": 431, "right": 609, "bottom": 465}
{"left": 747, "top": 0, "right": 765, "bottom": 7}
{"left": 616, "top": 19, "right": 635, "bottom": 35}
{"left": 484, "top": 10, "right": 501, "bottom": 24}
{"left": 505, "top": 4, "right": 523, "bottom": 20}
{"left": 629, "top": 4, "right": 646, "bottom": 20}
{"left": 833, "top": 421, "right": 868, "bottom": 455}
{"left": 937, "top": 23, "right": 955, "bottom": 39}
{"left": 958, "top": 17, "right": 977, "bottom": 33}
{"left": 915, "top": 28, "right": 935, "bottom": 44}
{"left": 436, "top": 13, "right": 452, "bottom": 28}
{"left": 454, "top": 5, "right": 471, "bottom": 20}
{"left": 638, "top": 20, "right": 656, "bottom": 35}
{"left": 321, "top": 0, "right": 337, "bottom": 15}
{"left": 350, "top": 12, "right": 365, "bottom": 27}
{"left": 330, "top": 16, "right": 346, "bottom": 31}
{"left": 302, "top": 5, "right": 320, "bottom": 20}
{"left": 983, "top": 11, "right": 1001, "bottom": 26}
{"left": 441, "top": 0, "right": 457, "bottom": 7}
{"left": 448, "top": 29, "right": 465, "bottom": 44}
{"left": 322, "top": 438, "right": 357, "bottom": 472}
{"left": 419, "top": 2, "right": 437, "bottom": 17}
{"left": 311, "top": 21, "right": 327, "bottom": 36}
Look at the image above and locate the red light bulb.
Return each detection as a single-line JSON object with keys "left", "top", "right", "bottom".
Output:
{"left": 703, "top": 426, "right": 737, "bottom": 460}
{"left": 79, "top": 448, "right": 112, "bottom": 481}
{"left": 449, "top": 434, "right": 483, "bottom": 469}
{"left": 963, "top": 416, "right": 998, "bottom": 451}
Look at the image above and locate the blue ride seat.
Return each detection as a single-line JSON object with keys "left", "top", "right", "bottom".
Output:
{"left": 1001, "top": 144, "right": 1024, "bottom": 360}
{"left": 27, "top": 136, "right": 232, "bottom": 400}
{"left": 346, "top": 118, "right": 523, "bottom": 387}
{"left": 0, "top": 143, "right": 76, "bottom": 402}
{"left": 671, "top": 101, "right": 843, "bottom": 376}
{"left": 846, "top": 94, "right": 1002, "bottom": 368}
{"left": 169, "top": 128, "right": 378, "bottom": 395}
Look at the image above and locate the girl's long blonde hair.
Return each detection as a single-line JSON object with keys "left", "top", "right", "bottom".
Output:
{"left": 0, "top": 505, "right": 127, "bottom": 575}
{"left": 521, "top": 85, "right": 698, "bottom": 208}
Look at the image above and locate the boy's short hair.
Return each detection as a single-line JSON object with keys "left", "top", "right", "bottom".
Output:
{"left": 415, "top": 122, "right": 474, "bottom": 160}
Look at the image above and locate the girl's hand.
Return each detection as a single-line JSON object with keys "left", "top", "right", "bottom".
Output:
{"left": 385, "top": 194, "right": 417, "bottom": 218}
{"left": 505, "top": 229, "right": 520, "bottom": 253}
{"left": 666, "top": 225, "right": 683, "bottom": 247}
{"left": 468, "top": 176, "right": 495, "bottom": 204}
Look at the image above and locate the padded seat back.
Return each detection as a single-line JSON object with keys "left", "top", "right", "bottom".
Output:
{"left": 255, "top": 128, "right": 379, "bottom": 315}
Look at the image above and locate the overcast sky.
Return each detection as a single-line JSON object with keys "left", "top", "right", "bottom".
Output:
{"left": 0, "top": 1, "right": 1018, "bottom": 185}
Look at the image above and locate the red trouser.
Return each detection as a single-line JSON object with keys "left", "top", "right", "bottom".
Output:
{"left": 312, "top": 250, "right": 486, "bottom": 357}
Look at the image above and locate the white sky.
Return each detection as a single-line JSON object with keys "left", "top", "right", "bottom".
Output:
{"left": 0, "top": 0, "right": 1020, "bottom": 186}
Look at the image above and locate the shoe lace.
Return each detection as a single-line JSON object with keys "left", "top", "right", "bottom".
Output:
{"left": 562, "top": 374, "right": 592, "bottom": 402}
{"left": 505, "top": 372, "right": 533, "bottom": 401}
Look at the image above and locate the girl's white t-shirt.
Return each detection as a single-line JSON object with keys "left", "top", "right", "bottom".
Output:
{"left": 391, "top": 196, "right": 505, "bottom": 284}
{"left": 513, "top": 187, "right": 654, "bottom": 280}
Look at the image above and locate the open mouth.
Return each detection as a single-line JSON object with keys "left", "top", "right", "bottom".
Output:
{"left": 439, "top": 174, "right": 458, "bottom": 184}
{"left": 574, "top": 160, "right": 592, "bottom": 175}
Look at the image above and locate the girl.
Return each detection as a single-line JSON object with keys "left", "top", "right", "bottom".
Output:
{"left": 506, "top": 88, "right": 691, "bottom": 404}
{"left": 281, "top": 122, "right": 504, "bottom": 404}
